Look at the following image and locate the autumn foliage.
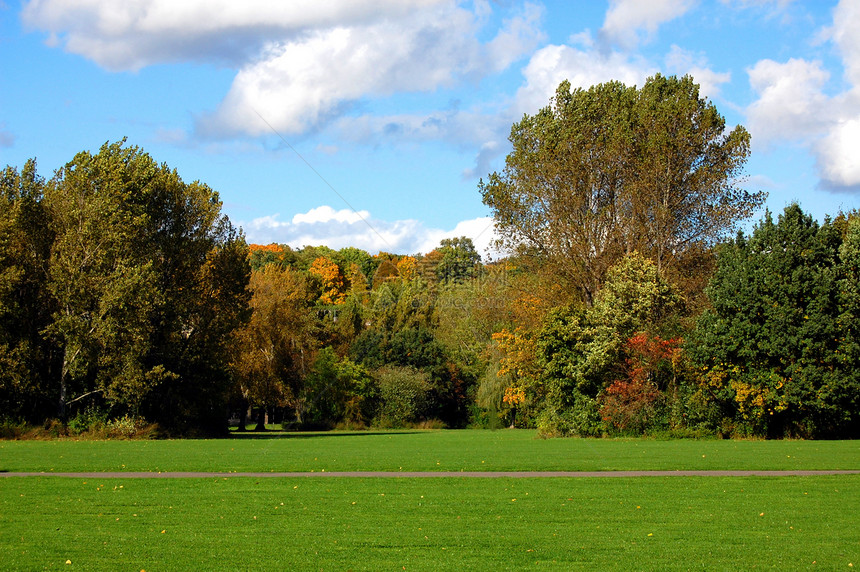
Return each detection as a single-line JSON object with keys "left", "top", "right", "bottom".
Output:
{"left": 309, "top": 256, "right": 346, "bottom": 305}
{"left": 599, "top": 334, "right": 682, "bottom": 433}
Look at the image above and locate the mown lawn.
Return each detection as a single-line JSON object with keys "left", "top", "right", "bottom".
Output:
{"left": 1, "top": 475, "right": 857, "bottom": 570}
{"left": 1, "top": 432, "right": 858, "bottom": 570}
{"left": 1, "top": 429, "right": 858, "bottom": 473}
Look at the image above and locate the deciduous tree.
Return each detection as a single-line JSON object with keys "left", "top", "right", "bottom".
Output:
{"left": 480, "top": 75, "right": 762, "bottom": 305}
{"left": 43, "top": 140, "right": 251, "bottom": 432}
{"left": 232, "top": 265, "right": 316, "bottom": 429}
{"left": 0, "top": 160, "right": 54, "bottom": 420}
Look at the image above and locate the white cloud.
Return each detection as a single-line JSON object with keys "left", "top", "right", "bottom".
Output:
{"left": 514, "top": 42, "right": 655, "bottom": 115}
{"left": 599, "top": 0, "right": 697, "bottom": 51}
{"left": 815, "top": 117, "right": 860, "bottom": 191}
{"left": 744, "top": 0, "right": 860, "bottom": 193}
{"left": 831, "top": 0, "right": 860, "bottom": 86}
{"left": 21, "top": 0, "right": 443, "bottom": 71}
{"left": 23, "top": 0, "right": 542, "bottom": 140}
{"left": 746, "top": 58, "right": 833, "bottom": 146}
{"left": 194, "top": 3, "right": 543, "bottom": 137}
{"left": 665, "top": 45, "right": 731, "bottom": 99}
{"left": 242, "top": 205, "right": 502, "bottom": 258}
{"left": 291, "top": 205, "right": 368, "bottom": 226}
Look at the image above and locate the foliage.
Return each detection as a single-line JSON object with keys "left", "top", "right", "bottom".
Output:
{"left": 1, "top": 141, "right": 251, "bottom": 434}
{"left": 480, "top": 74, "right": 762, "bottom": 305}
{"left": 4, "top": 135, "right": 859, "bottom": 440}
{"left": 248, "top": 243, "right": 296, "bottom": 270}
{"left": 309, "top": 256, "right": 346, "bottom": 305}
{"left": 372, "top": 365, "right": 432, "bottom": 427}
{"left": 498, "top": 253, "right": 685, "bottom": 435}
{"left": 475, "top": 354, "right": 510, "bottom": 428}
{"left": 434, "top": 236, "right": 482, "bottom": 283}
{"left": 689, "top": 204, "right": 860, "bottom": 438}
{"left": 232, "top": 265, "right": 316, "bottom": 428}
{"left": 0, "top": 160, "right": 54, "bottom": 421}
{"left": 598, "top": 334, "right": 683, "bottom": 434}
{"left": 300, "top": 347, "right": 375, "bottom": 429}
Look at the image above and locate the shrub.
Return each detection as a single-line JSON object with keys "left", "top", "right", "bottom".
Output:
{"left": 67, "top": 406, "right": 109, "bottom": 435}
{"left": 373, "top": 366, "right": 430, "bottom": 427}
{"left": 536, "top": 394, "right": 602, "bottom": 437}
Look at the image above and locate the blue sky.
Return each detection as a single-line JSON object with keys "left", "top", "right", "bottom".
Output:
{"left": 2, "top": 0, "right": 859, "bottom": 257}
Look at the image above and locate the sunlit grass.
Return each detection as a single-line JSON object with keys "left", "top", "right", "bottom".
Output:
{"left": 1, "top": 430, "right": 858, "bottom": 473}
{"left": 1, "top": 475, "right": 857, "bottom": 570}
{"left": 2, "top": 433, "right": 857, "bottom": 570}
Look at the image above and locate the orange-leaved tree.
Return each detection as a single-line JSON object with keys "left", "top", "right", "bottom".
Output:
{"left": 309, "top": 256, "right": 346, "bottom": 305}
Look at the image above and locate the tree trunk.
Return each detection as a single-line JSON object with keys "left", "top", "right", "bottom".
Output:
{"left": 58, "top": 371, "right": 67, "bottom": 421}
{"left": 254, "top": 407, "right": 267, "bottom": 431}
{"left": 236, "top": 400, "right": 249, "bottom": 431}
{"left": 58, "top": 346, "right": 72, "bottom": 421}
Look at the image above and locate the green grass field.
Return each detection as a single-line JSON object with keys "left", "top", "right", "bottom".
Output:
{"left": 1, "top": 429, "right": 858, "bottom": 473}
{"left": 1, "top": 431, "right": 858, "bottom": 570}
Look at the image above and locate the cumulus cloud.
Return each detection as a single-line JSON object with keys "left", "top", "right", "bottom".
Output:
{"left": 665, "top": 45, "right": 731, "bottom": 99}
{"left": 815, "top": 117, "right": 860, "bottom": 192}
{"left": 743, "top": 0, "right": 860, "bottom": 192}
{"left": 599, "top": 0, "right": 697, "bottom": 51}
{"left": 23, "top": 0, "right": 543, "bottom": 139}
{"left": 195, "top": 3, "right": 543, "bottom": 137}
{"left": 513, "top": 42, "right": 655, "bottom": 115}
{"left": 242, "top": 205, "right": 502, "bottom": 258}
{"left": 21, "top": 0, "right": 442, "bottom": 71}
{"left": 746, "top": 58, "right": 833, "bottom": 146}
{"left": 830, "top": 0, "right": 860, "bottom": 86}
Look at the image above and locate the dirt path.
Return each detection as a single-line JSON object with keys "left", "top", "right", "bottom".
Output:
{"left": 2, "top": 470, "right": 858, "bottom": 478}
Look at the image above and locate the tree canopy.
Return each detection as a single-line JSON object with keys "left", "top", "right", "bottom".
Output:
{"left": 480, "top": 74, "right": 763, "bottom": 305}
{"left": 2, "top": 95, "right": 857, "bottom": 440}
{"left": 688, "top": 205, "right": 860, "bottom": 437}
{"left": 1, "top": 141, "right": 251, "bottom": 434}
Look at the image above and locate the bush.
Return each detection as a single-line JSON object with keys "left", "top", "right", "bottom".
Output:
{"left": 67, "top": 406, "right": 109, "bottom": 435}
{"left": 0, "top": 417, "right": 27, "bottom": 439}
{"left": 536, "top": 394, "right": 602, "bottom": 437}
{"left": 372, "top": 366, "right": 430, "bottom": 427}
{"left": 598, "top": 379, "right": 663, "bottom": 435}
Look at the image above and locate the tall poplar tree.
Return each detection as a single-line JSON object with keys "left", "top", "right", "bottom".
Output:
{"left": 480, "top": 74, "right": 763, "bottom": 305}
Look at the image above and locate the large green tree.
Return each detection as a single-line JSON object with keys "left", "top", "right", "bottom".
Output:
{"left": 434, "top": 237, "right": 482, "bottom": 283}
{"left": 42, "top": 140, "right": 250, "bottom": 432}
{"left": 0, "top": 160, "right": 54, "bottom": 420}
{"left": 689, "top": 205, "right": 858, "bottom": 438}
{"left": 480, "top": 74, "right": 763, "bottom": 305}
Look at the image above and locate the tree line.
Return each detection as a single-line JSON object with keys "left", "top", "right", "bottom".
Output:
{"left": 2, "top": 75, "right": 858, "bottom": 438}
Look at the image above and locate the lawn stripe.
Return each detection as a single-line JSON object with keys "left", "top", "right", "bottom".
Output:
{"left": 1, "top": 470, "right": 858, "bottom": 478}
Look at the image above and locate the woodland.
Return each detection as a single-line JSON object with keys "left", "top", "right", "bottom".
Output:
{"left": 1, "top": 74, "right": 858, "bottom": 438}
